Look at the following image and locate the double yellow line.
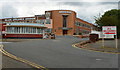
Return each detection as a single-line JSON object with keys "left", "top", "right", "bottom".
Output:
{"left": 0, "top": 44, "right": 48, "bottom": 70}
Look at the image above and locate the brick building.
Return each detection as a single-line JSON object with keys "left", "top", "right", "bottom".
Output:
{"left": 0, "top": 10, "right": 97, "bottom": 38}
{"left": 45, "top": 10, "right": 97, "bottom": 35}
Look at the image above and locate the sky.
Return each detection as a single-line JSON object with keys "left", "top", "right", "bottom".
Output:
{"left": 0, "top": 0, "right": 119, "bottom": 24}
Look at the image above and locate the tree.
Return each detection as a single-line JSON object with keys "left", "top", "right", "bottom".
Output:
{"left": 95, "top": 9, "right": 120, "bottom": 38}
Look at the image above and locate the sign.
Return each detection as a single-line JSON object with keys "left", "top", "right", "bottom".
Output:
{"left": 102, "top": 26, "right": 116, "bottom": 35}
{"left": 58, "top": 27, "right": 72, "bottom": 30}
{"left": 59, "top": 11, "right": 72, "bottom": 14}
{"left": 104, "top": 34, "right": 114, "bottom": 38}
{"left": 102, "top": 26, "right": 118, "bottom": 49}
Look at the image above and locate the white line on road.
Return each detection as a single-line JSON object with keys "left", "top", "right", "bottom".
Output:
{"left": 96, "top": 59, "right": 102, "bottom": 61}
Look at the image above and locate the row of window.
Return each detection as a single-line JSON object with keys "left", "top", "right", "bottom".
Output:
{"left": 25, "top": 18, "right": 35, "bottom": 20}
{"left": 5, "top": 18, "right": 35, "bottom": 21}
{"left": 4, "top": 19, "right": 51, "bottom": 24}
{"left": 6, "top": 27, "right": 43, "bottom": 34}
{"left": 80, "top": 29, "right": 90, "bottom": 34}
{"left": 12, "top": 18, "right": 25, "bottom": 21}
{"left": 36, "top": 19, "right": 51, "bottom": 24}
{"left": 6, "top": 20, "right": 36, "bottom": 23}
{"left": 75, "top": 28, "right": 90, "bottom": 35}
{"left": 75, "top": 21, "right": 91, "bottom": 29}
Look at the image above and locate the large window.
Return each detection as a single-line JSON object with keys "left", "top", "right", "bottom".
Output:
{"left": 6, "top": 27, "right": 43, "bottom": 34}
{"left": 63, "top": 15, "right": 68, "bottom": 27}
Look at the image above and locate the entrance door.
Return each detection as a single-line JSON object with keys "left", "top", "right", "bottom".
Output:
{"left": 63, "top": 30, "right": 68, "bottom": 35}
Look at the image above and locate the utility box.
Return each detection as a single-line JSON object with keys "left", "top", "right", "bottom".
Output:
{"left": 89, "top": 34, "right": 99, "bottom": 42}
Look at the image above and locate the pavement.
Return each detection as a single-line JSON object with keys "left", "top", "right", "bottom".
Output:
{"left": 77, "top": 39, "right": 120, "bottom": 54}
{"left": 2, "top": 36, "right": 118, "bottom": 69}
{"left": 1, "top": 39, "right": 42, "bottom": 42}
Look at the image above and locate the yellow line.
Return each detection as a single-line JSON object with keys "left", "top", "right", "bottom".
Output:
{"left": 0, "top": 44, "right": 48, "bottom": 70}
{"left": 72, "top": 41, "right": 120, "bottom": 54}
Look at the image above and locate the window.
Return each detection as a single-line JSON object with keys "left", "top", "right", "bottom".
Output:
{"left": 63, "top": 15, "right": 68, "bottom": 27}
{"left": 75, "top": 21, "right": 91, "bottom": 29}
{"left": 45, "top": 28, "right": 52, "bottom": 33}
{"left": 33, "top": 27, "right": 36, "bottom": 33}
{"left": 26, "top": 27, "right": 29, "bottom": 33}
{"left": 38, "top": 28, "right": 43, "bottom": 34}
{"left": 81, "top": 29, "right": 90, "bottom": 35}
{"left": 6, "top": 27, "right": 44, "bottom": 34}
{"left": 45, "top": 19, "right": 51, "bottom": 24}
{"left": 36, "top": 20, "right": 45, "bottom": 24}
{"left": 11, "top": 27, "right": 14, "bottom": 33}
{"left": 14, "top": 27, "right": 17, "bottom": 33}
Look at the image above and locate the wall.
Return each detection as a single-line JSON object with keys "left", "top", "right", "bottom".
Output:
{"left": 3, "top": 34, "right": 43, "bottom": 38}
{"left": 51, "top": 10, "right": 76, "bottom": 36}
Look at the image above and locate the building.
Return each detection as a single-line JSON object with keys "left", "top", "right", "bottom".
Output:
{"left": 0, "top": 17, "right": 47, "bottom": 38}
{"left": 0, "top": 10, "right": 97, "bottom": 38}
{"left": 45, "top": 10, "right": 96, "bottom": 35}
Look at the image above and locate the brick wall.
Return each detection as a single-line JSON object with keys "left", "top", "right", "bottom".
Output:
{"left": 51, "top": 10, "right": 76, "bottom": 36}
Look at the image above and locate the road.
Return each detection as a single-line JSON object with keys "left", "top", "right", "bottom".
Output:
{"left": 2, "top": 55, "right": 32, "bottom": 68}
{"left": 3, "top": 36, "right": 118, "bottom": 68}
{"left": 1, "top": 42, "right": 33, "bottom": 69}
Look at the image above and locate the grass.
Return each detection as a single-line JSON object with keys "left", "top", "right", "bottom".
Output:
{"left": 99, "top": 46, "right": 118, "bottom": 50}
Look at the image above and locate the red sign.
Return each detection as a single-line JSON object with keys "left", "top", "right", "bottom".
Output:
{"left": 102, "top": 26, "right": 116, "bottom": 35}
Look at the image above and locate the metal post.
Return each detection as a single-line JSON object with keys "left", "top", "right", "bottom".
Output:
{"left": 102, "top": 27, "right": 105, "bottom": 48}
{"left": 102, "top": 35, "right": 104, "bottom": 48}
{"left": 116, "top": 34, "right": 118, "bottom": 49}
{"left": 115, "top": 26, "right": 117, "bottom": 49}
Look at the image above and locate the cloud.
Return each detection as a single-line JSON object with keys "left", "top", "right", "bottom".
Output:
{"left": 119, "top": 1, "right": 120, "bottom": 9}
{"left": 58, "top": 2, "right": 118, "bottom": 23}
{"left": 14, "top": 2, "right": 60, "bottom": 17}
{"left": 61, "top": 2, "right": 118, "bottom": 6}
{"left": 0, "top": 0, "right": 119, "bottom": 2}
{"left": 1, "top": 3, "right": 18, "bottom": 18}
{"left": 0, "top": 1, "right": 118, "bottom": 24}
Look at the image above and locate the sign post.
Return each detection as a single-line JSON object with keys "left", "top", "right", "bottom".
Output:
{"left": 115, "top": 28, "right": 118, "bottom": 49}
{"left": 102, "top": 26, "right": 117, "bottom": 48}
{"left": 102, "top": 33, "right": 104, "bottom": 47}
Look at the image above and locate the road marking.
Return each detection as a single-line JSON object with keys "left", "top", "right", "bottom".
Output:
{"left": 52, "top": 40, "right": 60, "bottom": 42}
{"left": 96, "top": 59, "right": 102, "bottom": 61}
{"left": 0, "top": 44, "right": 48, "bottom": 70}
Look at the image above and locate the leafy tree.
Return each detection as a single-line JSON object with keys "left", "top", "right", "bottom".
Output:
{"left": 95, "top": 9, "right": 120, "bottom": 38}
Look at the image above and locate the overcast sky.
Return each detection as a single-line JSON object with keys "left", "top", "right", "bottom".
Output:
{"left": 0, "top": 0, "right": 119, "bottom": 24}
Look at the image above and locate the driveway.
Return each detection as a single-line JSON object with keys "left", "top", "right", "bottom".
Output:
{"left": 3, "top": 36, "right": 118, "bottom": 68}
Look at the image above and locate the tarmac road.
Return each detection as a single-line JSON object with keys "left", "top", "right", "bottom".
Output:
{"left": 3, "top": 36, "right": 118, "bottom": 68}
{"left": 1, "top": 42, "right": 33, "bottom": 69}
